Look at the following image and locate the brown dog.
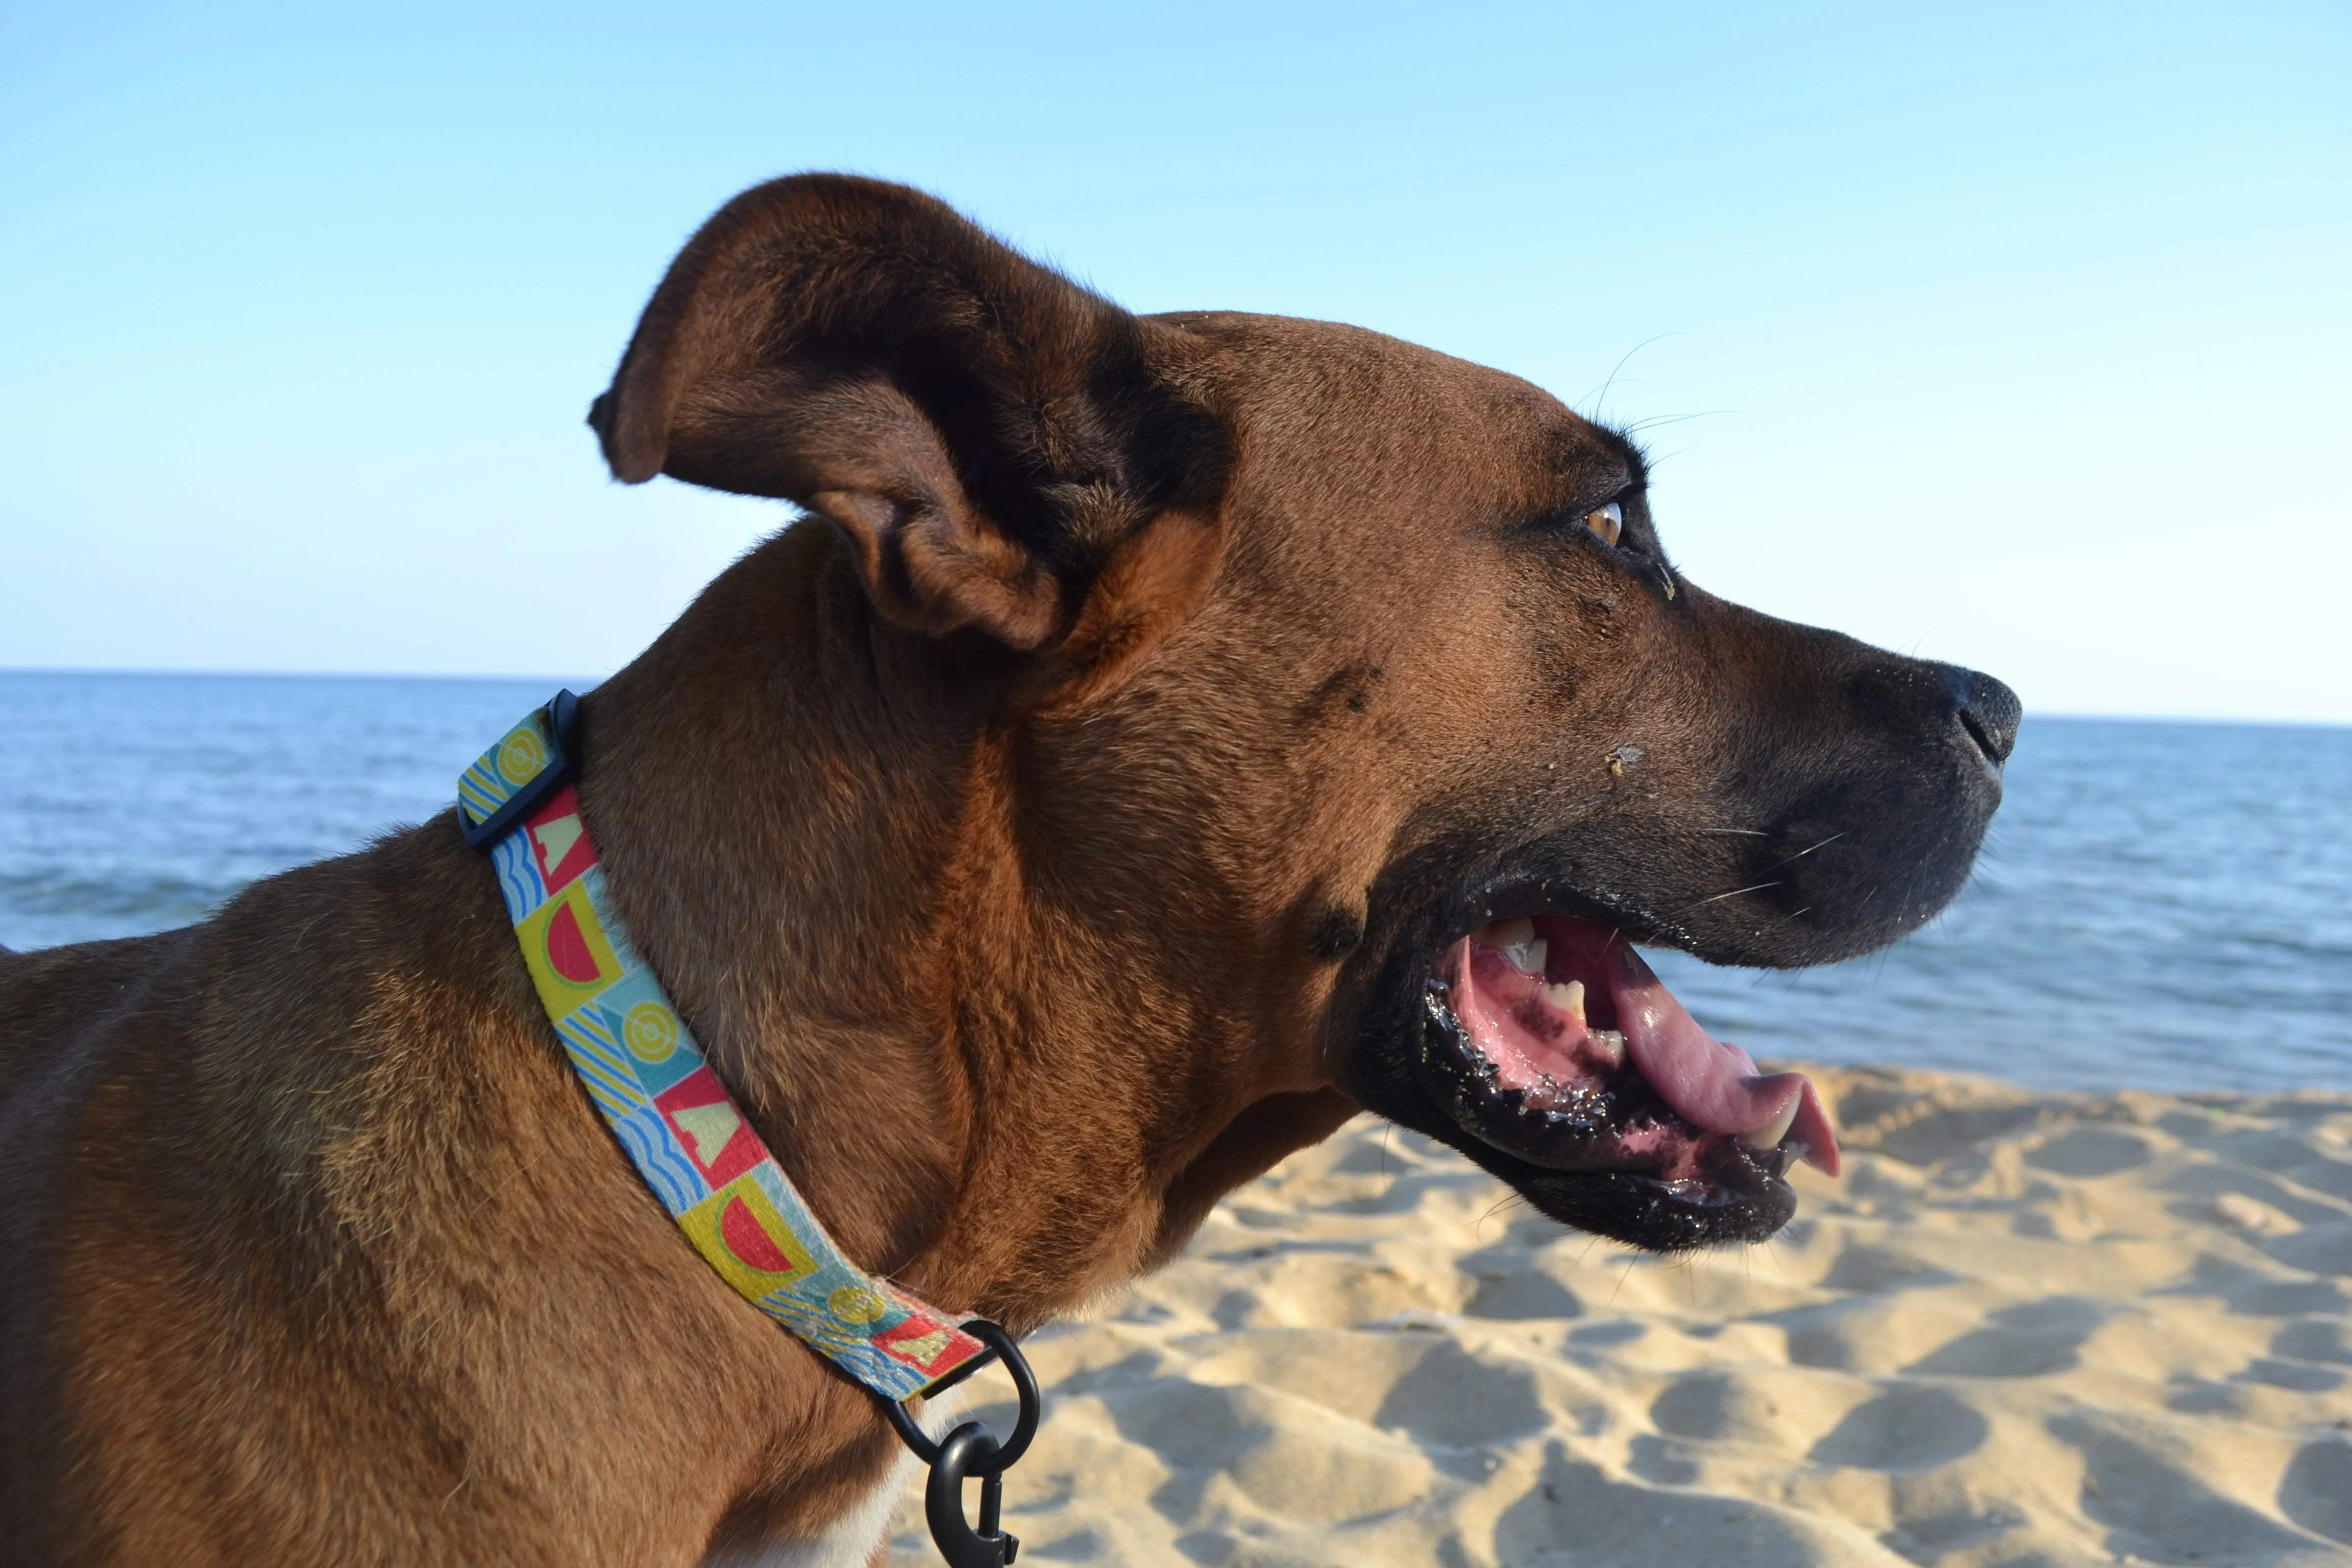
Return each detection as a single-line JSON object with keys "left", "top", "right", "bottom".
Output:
{"left": 0, "top": 174, "right": 2015, "bottom": 1565}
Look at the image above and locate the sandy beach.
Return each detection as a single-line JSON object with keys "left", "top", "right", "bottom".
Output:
{"left": 889, "top": 1066, "right": 2352, "bottom": 1566}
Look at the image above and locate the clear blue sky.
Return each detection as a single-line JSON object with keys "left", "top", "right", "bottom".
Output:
{"left": 4, "top": 3, "right": 2347, "bottom": 721}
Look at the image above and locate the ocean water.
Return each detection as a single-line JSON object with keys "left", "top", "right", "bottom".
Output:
{"left": 0, "top": 672, "right": 553, "bottom": 950}
{"left": 3, "top": 671, "right": 2347, "bottom": 1095}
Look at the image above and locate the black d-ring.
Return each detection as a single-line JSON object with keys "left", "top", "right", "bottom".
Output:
{"left": 876, "top": 1320, "right": 1041, "bottom": 1566}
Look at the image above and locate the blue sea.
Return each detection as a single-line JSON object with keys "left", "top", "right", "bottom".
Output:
{"left": 3, "top": 671, "right": 2347, "bottom": 1095}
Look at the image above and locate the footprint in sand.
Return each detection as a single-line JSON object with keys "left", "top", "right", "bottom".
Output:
{"left": 1905, "top": 1295, "right": 2110, "bottom": 1378}
{"left": 1647, "top": 1369, "right": 1843, "bottom": 1452}
{"left": 2056, "top": 1413, "right": 2332, "bottom": 1564}
{"left": 2024, "top": 1124, "right": 2163, "bottom": 1177}
{"left": 1371, "top": 1340, "right": 1551, "bottom": 1450}
{"left": 2278, "top": 1438, "right": 2352, "bottom": 1545}
{"left": 1463, "top": 1264, "right": 1583, "bottom": 1321}
{"left": 1493, "top": 1443, "right": 1892, "bottom": 1568}
{"left": 1778, "top": 1294, "right": 1980, "bottom": 1374}
{"left": 1820, "top": 1240, "right": 1960, "bottom": 1294}
{"left": 2271, "top": 1317, "right": 2352, "bottom": 1366}
{"left": 1807, "top": 1386, "right": 1990, "bottom": 1472}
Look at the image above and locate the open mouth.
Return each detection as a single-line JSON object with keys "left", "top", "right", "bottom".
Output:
{"left": 1415, "top": 913, "right": 1841, "bottom": 1248}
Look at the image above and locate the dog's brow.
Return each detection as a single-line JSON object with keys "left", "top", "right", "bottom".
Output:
{"left": 1533, "top": 415, "right": 1647, "bottom": 502}
{"left": 1586, "top": 421, "right": 1651, "bottom": 489}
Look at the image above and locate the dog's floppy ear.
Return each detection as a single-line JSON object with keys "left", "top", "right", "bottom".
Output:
{"left": 589, "top": 174, "right": 1227, "bottom": 655}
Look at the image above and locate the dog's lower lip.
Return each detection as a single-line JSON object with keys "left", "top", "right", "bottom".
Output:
{"left": 1415, "top": 987, "right": 1798, "bottom": 1237}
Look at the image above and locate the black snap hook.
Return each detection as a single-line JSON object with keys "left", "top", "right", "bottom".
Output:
{"left": 924, "top": 1423, "right": 1015, "bottom": 1567}
{"left": 878, "top": 1320, "right": 1041, "bottom": 1567}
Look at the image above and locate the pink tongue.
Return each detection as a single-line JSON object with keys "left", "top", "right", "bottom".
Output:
{"left": 1604, "top": 939, "right": 1841, "bottom": 1176}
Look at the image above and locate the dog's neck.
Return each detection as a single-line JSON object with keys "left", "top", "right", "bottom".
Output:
{"left": 567, "top": 521, "right": 1341, "bottom": 1328}
{"left": 574, "top": 522, "right": 995, "bottom": 1294}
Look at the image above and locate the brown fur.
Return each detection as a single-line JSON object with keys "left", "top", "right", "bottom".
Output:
{"left": 0, "top": 175, "right": 2015, "bottom": 1563}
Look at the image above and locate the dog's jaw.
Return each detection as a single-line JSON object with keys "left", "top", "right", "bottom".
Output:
{"left": 1426, "top": 917, "right": 1836, "bottom": 1179}
{"left": 1341, "top": 911, "right": 1821, "bottom": 1252}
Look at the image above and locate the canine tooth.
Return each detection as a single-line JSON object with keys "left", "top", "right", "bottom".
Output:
{"left": 1587, "top": 1028, "right": 1625, "bottom": 1068}
{"left": 1538, "top": 979, "right": 1586, "bottom": 1024}
{"left": 1479, "top": 916, "right": 1534, "bottom": 949}
{"left": 1479, "top": 917, "right": 1545, "bottom": 974}
{"left": 1741, "top": 1097, "right": 1801, "bottom": 1152}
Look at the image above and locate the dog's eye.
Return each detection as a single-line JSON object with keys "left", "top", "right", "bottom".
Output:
{"left": 1583, "top": 502, "right": 1623, "bottom": 546}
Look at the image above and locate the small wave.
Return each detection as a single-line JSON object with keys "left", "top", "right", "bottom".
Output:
{"left": 0, "top": 871, "right": 238, "bottom": 949}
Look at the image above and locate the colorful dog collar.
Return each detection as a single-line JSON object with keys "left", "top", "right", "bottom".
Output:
{"left": 457, "top": 693, "right": 986, "bottom": 1402}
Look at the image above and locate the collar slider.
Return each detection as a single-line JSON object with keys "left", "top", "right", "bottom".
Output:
{"left": 457, "top": 690, "right": 581, "bottom": 848}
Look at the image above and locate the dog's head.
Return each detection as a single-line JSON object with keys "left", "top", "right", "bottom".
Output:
{"left": 590, "top": 175, "right": 2016, "bottom": 1256}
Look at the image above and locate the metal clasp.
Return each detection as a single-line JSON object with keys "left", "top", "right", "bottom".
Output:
{"left": 879, "top": 1320, "right": 1041, "bottom": 1568}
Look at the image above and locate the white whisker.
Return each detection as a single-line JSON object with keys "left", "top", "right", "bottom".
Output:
{"left": 1682, "top": 880, "right": 1782, "bottom": 910}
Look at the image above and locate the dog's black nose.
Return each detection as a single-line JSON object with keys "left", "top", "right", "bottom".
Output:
{"left": 1954, "top": 669, "right": 2021, "bottom": 766}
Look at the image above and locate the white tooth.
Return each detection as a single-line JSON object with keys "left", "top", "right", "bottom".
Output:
{"left": 1538, "top": 979, "right": 1586, "bottom": 1025}
{"left": 1587, "top": 1028, "right": 1625, "bottom": 1068}
{"left": 1478, "top": 916, "right": 1535, "bottom": 950}
{"left": 1478, "top": 917, "right": 1545, "bottom": 974}
{"left": 1741, "top": 1097, "right": 1801, "bottom": 1152}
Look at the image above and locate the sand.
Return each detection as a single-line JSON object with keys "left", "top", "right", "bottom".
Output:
{"left": 886, "top": 1066, "right": 2352, "bottom": 1566}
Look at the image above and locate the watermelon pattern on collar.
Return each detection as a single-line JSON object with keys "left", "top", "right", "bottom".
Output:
{"left": 458, "top": 702, "right": 986, "bottom": 1402}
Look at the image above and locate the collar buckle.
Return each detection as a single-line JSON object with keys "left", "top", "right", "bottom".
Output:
{"left": 458, "top": 690, "right": 581, "bottom": 848}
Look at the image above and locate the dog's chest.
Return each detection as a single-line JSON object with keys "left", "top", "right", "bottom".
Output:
{"left": 697, "top": 1391, "right": 958, "bottom": 1568}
